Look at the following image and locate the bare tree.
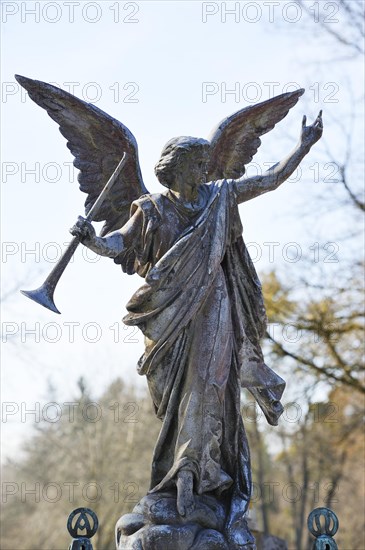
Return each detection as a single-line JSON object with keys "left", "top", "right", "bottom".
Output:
{"left": 296, "top": 0, "right": 364, "bottom": 57}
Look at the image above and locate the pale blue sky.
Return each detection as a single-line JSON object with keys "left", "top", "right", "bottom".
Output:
{"left": 1, "top": 1, "right": 363, "bottom": 459}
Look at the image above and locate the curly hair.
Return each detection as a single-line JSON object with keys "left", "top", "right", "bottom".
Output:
{"left": 154, "top": 136, "right": 210, "bottom": 189}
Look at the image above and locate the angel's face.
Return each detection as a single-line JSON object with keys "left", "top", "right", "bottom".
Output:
{"left": 179, "top": 147, "right": 209, "bottom": 188}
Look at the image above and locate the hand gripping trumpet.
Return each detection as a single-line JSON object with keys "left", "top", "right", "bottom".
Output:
{"left": 21, "top": 153, "right": 128, "bottom": 314}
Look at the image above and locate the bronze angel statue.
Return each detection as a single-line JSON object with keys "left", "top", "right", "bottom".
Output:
{"left": 16, "top": 75, "right": 322, "bottom": 550}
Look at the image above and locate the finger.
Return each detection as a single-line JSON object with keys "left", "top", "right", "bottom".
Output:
{"left": 316, "top": 110, "right": 322, "bottom": 121}
{"left": 314, "top": 116, "right": 323, "bottom": 129}
{"left": 302, "top": 115, "right": 307, "bottom": 127}
{"left": 72, "top": 229, "right": 87, "bottom": 242}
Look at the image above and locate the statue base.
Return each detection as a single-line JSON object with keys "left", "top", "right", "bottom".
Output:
{"left": 115, "top": 490, "right": 256, "bottom": 549}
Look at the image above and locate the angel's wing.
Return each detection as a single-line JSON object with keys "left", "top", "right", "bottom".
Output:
{"left": 207, "top": 88, "right": 305, "bottom": 180}
{"left": 15, "top": 75, "right": 149, "bottom": 236}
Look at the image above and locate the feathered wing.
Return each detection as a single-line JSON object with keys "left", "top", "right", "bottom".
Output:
{"left": 15, "top": 75, "right": 149, "bottom": 236}
{"left": 207, "top": 88, "right": 305, "bottom": 180}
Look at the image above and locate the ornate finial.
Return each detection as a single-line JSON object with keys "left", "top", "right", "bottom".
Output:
{"left": 307, "top": 507, "right": 339, "bottom": 550}
{"left": 67, "top": 508, "right": 99, "bottom": 550}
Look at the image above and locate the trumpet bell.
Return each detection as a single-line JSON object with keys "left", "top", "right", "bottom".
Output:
{"left": 20, "top": 286, "right": 61, "bottom": 314}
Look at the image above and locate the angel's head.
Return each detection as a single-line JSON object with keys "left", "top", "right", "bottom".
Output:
{"left": 154, "top": 136, "right": 210, "bottom": 190}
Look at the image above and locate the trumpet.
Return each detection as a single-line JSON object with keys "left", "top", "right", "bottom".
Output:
{"left": 21, "top": 153, "right": 127, "bottom": 314}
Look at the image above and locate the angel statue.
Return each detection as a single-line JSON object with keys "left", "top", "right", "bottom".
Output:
{"left": 16, "top": 75, "right": 322, "bottom": 550}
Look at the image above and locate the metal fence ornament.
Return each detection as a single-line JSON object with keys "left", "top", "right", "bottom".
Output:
{"left": 307, "top": 507, "right": 339, "bottom": 550}
{"left": 67, "top": 508, "right": 99, "bottom": 550}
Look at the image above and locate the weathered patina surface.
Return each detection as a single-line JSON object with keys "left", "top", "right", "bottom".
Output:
{"left": 17, "top": 75, "right": 323, "bottom": 549}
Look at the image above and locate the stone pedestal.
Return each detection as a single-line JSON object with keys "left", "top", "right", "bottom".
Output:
{"left": 116, "top": 491, "right": 256, "bottom": 549}
{"left": 115, "top": 492, "right": 288, "bottom": 550}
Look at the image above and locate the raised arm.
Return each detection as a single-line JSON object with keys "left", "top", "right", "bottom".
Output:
{"left": 234, "top": 111, "right": 323, "bottom": 204}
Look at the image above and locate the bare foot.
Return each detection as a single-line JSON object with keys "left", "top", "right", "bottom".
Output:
{"left": 176, "top": 470, "right": 195, "bottom": 517}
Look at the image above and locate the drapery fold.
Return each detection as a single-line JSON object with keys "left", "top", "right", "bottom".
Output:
{"left": 121, "top": 180, "right": 285, "bottom": 532}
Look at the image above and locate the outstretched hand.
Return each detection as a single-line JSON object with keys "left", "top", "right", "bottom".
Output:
{"left": 70, "top": 216, "right": 96, "bottom": 243}
{"left": 300, "top": 110, "right": 323, "bottom": 148}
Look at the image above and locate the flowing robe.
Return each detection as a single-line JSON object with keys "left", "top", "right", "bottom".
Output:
{"left": 117, "top": 179, "right": 285, "bottom": 529}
